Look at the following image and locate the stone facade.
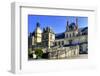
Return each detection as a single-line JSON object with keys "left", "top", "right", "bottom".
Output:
{"left": 48, "top": 45, "right": 79, "bottom": 59}
{"left": 42, "top": 27, "right": 55, "bottom": 48}
{"left": 28, "top": 17, "right": 88, "bottom": 59}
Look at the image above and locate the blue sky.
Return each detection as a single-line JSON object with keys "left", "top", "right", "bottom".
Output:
{"left": 28, "top": 15, "right": 88, "bottom": 34}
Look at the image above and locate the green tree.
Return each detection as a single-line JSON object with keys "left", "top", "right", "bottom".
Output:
{"left": 28, "top": 48, "right": 33, "bottom": 58}
{"left": 35, "top": 48, "right": 43, "bottom": 59}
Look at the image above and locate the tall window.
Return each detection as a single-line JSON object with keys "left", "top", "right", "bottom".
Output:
{"left": 70, "top": 33, "right": 71, "bottom": 38}
{"left": 59, "top": 41, "right": 60, "bottom": 45}
{"left": 66, "top": 34, "right": 67, "bottom": 38}
{"left": 55, "top": 42, "right": 57, "bottom": 46}
{"left": 74, "top": 51, "right": 76, "bottom": 55}
{"left": 67, "top": 34, "right": 69, "bottom": 38}
{"left": 50, "top": 34, "right": 52, "bottom": 39}
{"left": 62, "top": 41, "right": 64, "bottom": 45}
{"left": 73, "top": 33, "right": 74, "bottom": 37}
{"left": 69, "top": 40, "right": 72, "bottom": 44}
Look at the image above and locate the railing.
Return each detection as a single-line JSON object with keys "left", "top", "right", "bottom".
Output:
{"left": 30, "top": 45, "right": 79, "bottom": 59}
{"left": 48, "top": 46, "right": 79, "bottom": 59}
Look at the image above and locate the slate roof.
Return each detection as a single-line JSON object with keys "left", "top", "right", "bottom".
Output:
{"left": 63, "top": 42, "right": 87, "bottom": 47}
{"left": 81, "top": 27, "right": 88, "bottom": 35}
{"left": 32, "top": 31, "right": 35, "bottom": 36}
{"left": 55, "top": 32, "right": 65, "bottom": 39}
{"left": 68, "top": 22, "right": 76, "bottom": 31}
{"left": 43, "top": 27, "right": 55, "bottom": 34}
{"left": 78, "top": 27, "right": 88, "bottom": 35}
{"left": 81, "top": 27, "right": 88, "bottom": 32}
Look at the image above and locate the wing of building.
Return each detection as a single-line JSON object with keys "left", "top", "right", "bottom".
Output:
{"left": 28, "top": 17, "right": 88, "bottom": 59}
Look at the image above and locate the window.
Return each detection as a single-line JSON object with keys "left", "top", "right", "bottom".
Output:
{"left": 62, "top": 41, "right": 64, "bottom": 45}
{"left": 50, "top": 34, "right": 52, "bottom": 39}
{"left": 59, "top": 41, "right": 60, "bottom": 45}
{"left": 67, "top": 34, "right": 68, "bottom": 38}
{"left": 73, "top": 33, "right": 74, "bottom": 37}
{"left": 74, "top": 51, "right": 76, "bottom": 55}
{"left": 66, "top": 34, "right": 68, "bottom": 38}
{"left": 69, "top": 40, "right": 72, "bottom": 44}
{"left": 69, "top": 34, "right": 71, "bottom": 37}
{"left": 55, "top": 42, "right": 57, "bottom": 46}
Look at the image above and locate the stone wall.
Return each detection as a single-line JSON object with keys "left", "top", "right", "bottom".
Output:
{"left": 49, "top": 45, "right": 79, "bottom": 59}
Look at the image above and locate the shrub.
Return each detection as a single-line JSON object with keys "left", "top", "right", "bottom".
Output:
{"left": 35, "top": 48, "right": 43, "bottom": 59}
{"left": 28, "top": 48, "right": 33, "bottom": 58}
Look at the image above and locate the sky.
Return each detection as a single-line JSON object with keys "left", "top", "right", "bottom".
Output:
{"left": 28, "top": 15, "right": 88, "bottom": 34}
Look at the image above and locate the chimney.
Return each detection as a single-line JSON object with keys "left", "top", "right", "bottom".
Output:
{"left": 36, "top": 22, "right": 40, "bottom": 27}
{"left": 76, "top": 17, "right": 78, "bottom": 30}
{"left": 67, "top": 21, "right": 69, "bottom": 26}
{"left": 76, "top": 17, "right": 78, "bottom": 26}
{"left": 66, "top": 20, "right": 69, "bottom": 31}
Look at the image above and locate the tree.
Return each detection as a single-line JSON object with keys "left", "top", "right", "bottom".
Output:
{"left": 35, "top": 48, "right": 43, "bottom": 59}
{"left": 28, "top": 48, "right": 33, "bottom": 58}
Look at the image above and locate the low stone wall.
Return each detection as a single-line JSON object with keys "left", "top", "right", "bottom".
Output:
{"left": 49, "top": 45, "right": 79, "bottom": 59}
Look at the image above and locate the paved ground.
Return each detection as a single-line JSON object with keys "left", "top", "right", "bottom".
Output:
{"left": 28, "top": 54, "right": 88, "bottom": 60}
{"left": 67, "top": 54, "right": 88, "bottom": 59}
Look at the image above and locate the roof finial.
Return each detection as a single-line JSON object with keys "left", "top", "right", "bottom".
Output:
{"left": 76, "top": 17, "right": 78, "bottom": 26}
{"left": 66, "top": 19, "right": 69, "bottom": 31}
{"left": 67, "top": 17, "right": 69, "bottom": 26}
{"left": 36, "top": 22, "right": 40, "bottom": 27}
{"left": 75, "top": 17, "right": 78, "bottom": 30}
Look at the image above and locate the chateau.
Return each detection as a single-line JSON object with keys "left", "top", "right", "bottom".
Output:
{"left": 28, "top": 18, "right": 88, "bottom": 59}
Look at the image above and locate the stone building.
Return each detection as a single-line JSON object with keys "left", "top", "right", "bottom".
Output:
{"left": 28, "top": 17, "right": 88, "bottom": 59}
{"left": 30, "top": 22, "right": 42, "bottom": 48}
{"left": 54, "top": 18, "right": 88, "bottom": 54}
{"left": 42, "top": 27, "right": 55, "bottom": 48}
{"left": 54, "top": 18, "right": 79, "bottom": 47}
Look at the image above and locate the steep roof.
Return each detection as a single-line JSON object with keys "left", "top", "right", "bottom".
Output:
{"left": 63, "top": 42, "right": 87, "bottom": 47}
{"left": 67, "top": 22, "right": 77, "bottom": 31}
{"left": 78, "top": 27, "right": 88, "bottom": 35}
{"left": 43, "top": 27, "right": 54, "bottom": 34}
{"left": 55, "top": 32, "right": 65, "bottom": 39}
